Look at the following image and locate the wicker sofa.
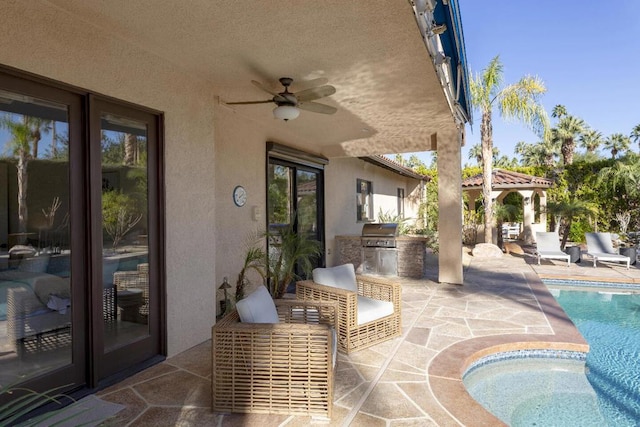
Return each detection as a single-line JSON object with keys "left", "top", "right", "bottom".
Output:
{"left": 296, "top": 263, "right": 401, "bottom": 354}
{"left": 212, "top": 292, "right": 338, "bottom": 417}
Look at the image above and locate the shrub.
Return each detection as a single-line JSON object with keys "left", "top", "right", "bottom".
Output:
{"left": 568, "top": 220, "right": 592, "bottom": 243}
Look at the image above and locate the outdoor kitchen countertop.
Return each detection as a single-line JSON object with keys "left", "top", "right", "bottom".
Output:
{"left": 335, "top": 235, "right": 429, "bottom": 240}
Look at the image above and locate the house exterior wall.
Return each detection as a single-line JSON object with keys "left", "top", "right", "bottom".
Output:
{"left": 212, "top": 106, "right": 269, "bottom": 303}
{"left": 324, "top": 157, "right": 423, "bottom": 266}
{"left": 0, "top": 1, "right": 434, "bottom": 358}
{"left": 0, "top": 1, "right": 218, "bottom": 356}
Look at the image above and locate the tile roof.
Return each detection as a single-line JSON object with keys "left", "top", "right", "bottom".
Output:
{"left": 360, "top": 155, "right": 431, "bottom": 181}
{"left": 462, "top": 169, "right": 552, "bottom": 189}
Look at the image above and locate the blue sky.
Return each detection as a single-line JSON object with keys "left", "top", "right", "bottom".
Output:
{"left": 411, "top": 0, "right": 640, "bottom": 167}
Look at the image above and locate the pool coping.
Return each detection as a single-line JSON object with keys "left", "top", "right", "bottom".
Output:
{"left": 428, "top": 270, "right": 590, "bottom": 426}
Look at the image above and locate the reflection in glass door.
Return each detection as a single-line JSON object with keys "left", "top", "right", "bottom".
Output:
{"left": 91, "top": 98, "right": 161, "bottom": 381}
{"left": 0, "top": 88, "right": 79, "bottom": 388}
{"left": 100, "top": 114, "right": 149, "bottom": 352}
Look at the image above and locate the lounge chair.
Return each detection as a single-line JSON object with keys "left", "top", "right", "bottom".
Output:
{"left": 535, "top": 231, "right": 571, "bottom": 267}
{"left": 296, "top": 263, "right": 401, "bottom": 354}
{"left": 585, "top": 232, "right": 630, "bottom": 269}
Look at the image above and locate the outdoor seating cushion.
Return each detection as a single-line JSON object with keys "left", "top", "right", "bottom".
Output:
{"left": 312, "top": 263, "right": 357, "bottom": 292}
{"left": 357, "top": 295, "right": 394, "bottom": 325}
{"left": 236, "top": 285, "right": 279, "bottom": 323}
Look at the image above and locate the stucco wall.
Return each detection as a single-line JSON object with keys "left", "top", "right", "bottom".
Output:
{"left": 212, "top": 106, "right": 271, "bottom": 305}
{"left": 0, "top": 1, "right": 217, "bottom": 356}
{"left": 324, "top": 157, "right": 423, "bottom": 266}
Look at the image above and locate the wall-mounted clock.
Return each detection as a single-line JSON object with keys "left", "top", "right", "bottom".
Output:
{"left": 233, "top": 185, "right": 247, "bottom": 207}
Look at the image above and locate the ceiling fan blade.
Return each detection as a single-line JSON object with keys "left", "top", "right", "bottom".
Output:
{"left": 226, "top": 100, "right": 274, "bottom": 105}
{"left": 295, "top": 85, "right": 336, "bottom": 102}
{"left": 297, "top": 101, "right": 337, "bottom": 115}
{"left": 251, "top": 80, "right": 281, "bottom": 97}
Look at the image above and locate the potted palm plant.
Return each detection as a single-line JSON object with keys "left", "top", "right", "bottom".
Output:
{"left": 235, "top": 237, "right": 267, "bottom": 302}
{"left": 231, "top": 218, "right": 322, "bottom": 302}
{"left": 265, "top": 221, "right": 321, "bottom": 299}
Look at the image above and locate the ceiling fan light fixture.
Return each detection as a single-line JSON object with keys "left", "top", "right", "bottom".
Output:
{"left": 273, "top": 105, "right": 300, "bottom": 121}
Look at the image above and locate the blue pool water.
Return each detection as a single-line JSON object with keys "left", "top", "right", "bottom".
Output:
{"left": 548, "top": 283, "right": 640, "bottom": 425}
{"left": 463, "top": 281, "right": 640, "bottom": 426}
{"left": 464, "top": 351, "right": 607, "bottom": 426}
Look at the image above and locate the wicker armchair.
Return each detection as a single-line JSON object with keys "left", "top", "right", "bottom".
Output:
{"left": 113, "top": 263, "right": 149, "bottom": 318}
{"left": 296, "top": 264, "right": 401, "bottom": 354}
{"left": 212, "top": 297, "right": 338, "bottom": 417}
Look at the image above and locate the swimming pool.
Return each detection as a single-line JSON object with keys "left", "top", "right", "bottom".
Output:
{"left": 463, "top": 281, "right": 640, "bottom": 426}
{"left": 548, "top": 282, "right": 640, "bottom": 425}
{"left": 464, "top": 350, "right": 606, "bottom": 426}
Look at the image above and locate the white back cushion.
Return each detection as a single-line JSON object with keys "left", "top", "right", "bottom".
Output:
{"left": 236, "top": 285, "right": 279, "bottom": 323}
{"left": 312, "top": 263, "right": 357, "bottom": 292}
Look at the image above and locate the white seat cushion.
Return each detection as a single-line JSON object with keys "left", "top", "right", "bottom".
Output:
{"left": 356, "top": 295, "right": 394, "bottom": 325}
{"left": 236, "top": 286, "right": 279, "bottom": 323}
{"left": 312, "top": 264, "right": 357, "bottom": 292}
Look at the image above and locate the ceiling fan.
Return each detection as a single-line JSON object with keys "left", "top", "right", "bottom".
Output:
{"left": 226, "top": 77, "right": 337, "bottom": 121}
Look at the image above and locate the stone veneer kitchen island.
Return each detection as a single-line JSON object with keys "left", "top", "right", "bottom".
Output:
{"left": 335, "top": 235, "right": 429, "bottom": 278}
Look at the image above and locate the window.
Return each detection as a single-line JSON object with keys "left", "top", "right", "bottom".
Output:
{"left": 357, "top": 179, "right": 373, "bottom": 222}
{"left": 397, "top": 188, "right": 405, "bottom": 218}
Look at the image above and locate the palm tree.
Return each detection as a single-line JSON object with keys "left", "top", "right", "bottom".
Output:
{"left": 470, "top": 55, "right": 549, "bottom": 244}
{"left": 603, "top": 133, "right": 631, "bottom": 159}
{"left": 515, "top": 141, "right": 539, "bottom": 166}
{"left": 546, "top": 199, "right": 595, "bottom": 249}
{"left": 494, "top": 155, "right": 518, "bottom": 168}
{"left": 469, "top": 144, "right": 499, "bottom": 165}
{"left": 597, "top": 159, "right": 640, "bottom": 198}
{"left": 551, "top": 104, "right": 567, "bottom": 119}
{"left": 552, "top": 113, "right": 585, "bottom": 166}
{"left": 468, "top": 144, "right": 482, "bottom": 164}
{"left": 537, "top": 138, "right": 560, "bottom": 167}
{"left": 630, "top": 124, "right": 640, "bottom": 152}
{"left": 266, "top": 219, "right": 322, "bottom": 299}
{"left": 579, "top": 129, "right": 603, "bottom": 154}
{"left": 0, "top": 114, "right": 50, "bottom": 234}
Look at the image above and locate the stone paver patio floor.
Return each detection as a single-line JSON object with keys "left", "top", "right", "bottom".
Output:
{"left": 98, "top": 249, "right": 640, "bottom": 426}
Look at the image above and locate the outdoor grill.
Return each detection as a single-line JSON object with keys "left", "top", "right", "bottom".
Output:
{"left": 361, "top": 223, "right": 399, "bottom": 275}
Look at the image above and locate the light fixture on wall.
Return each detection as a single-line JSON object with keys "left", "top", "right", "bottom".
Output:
{"left": 273, "top": 105, "right": 300, "bottom": 121}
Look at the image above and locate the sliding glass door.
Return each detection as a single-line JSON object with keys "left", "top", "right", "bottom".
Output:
{"left": 267, "top": 155, "right": 325, "bottom": 285}
{"left": 0, "top": 69, "right": 164, "bottom": 397}
{"left": 91, "top": 98, "right": 162, "bottom": 380}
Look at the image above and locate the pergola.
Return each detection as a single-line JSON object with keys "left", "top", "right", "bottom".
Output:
{"left": 462, "top": 169, "right": 553, "bottom": 244}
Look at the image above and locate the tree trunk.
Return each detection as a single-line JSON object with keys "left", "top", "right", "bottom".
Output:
{"left": 17, "top": 149, "right": 29, "bottom": 234}
{"left": 51, "top": 121, "right": 57, "bottom": 158}
{"left": 124, "top": 133, "right": 137, "bottom": 165}
{"left": 496, "top": 218, "right": 504, "bottom": 250}
{"left": 561, "top": 137, "right": 575, "bottom": 165}
{"left": 560, "top": 218, "right": 572, "bottom": 250}
{"left": 481, "top": 109, "right": 493, "bottom": 244}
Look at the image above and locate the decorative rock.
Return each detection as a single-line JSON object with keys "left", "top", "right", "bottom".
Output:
{"left": 472, "top": 243, "right": 503, "bottom": 258}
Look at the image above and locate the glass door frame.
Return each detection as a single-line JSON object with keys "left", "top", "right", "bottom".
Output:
{"left": 88, "top": 96, "right": 165, "bottom": 384}
{"left": 266, "top": 143, "right": 327, "bottom": 270}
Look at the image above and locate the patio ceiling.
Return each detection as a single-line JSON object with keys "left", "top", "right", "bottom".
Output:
{"left": 45, "top": 0, "right": 461, "bottom": 158}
